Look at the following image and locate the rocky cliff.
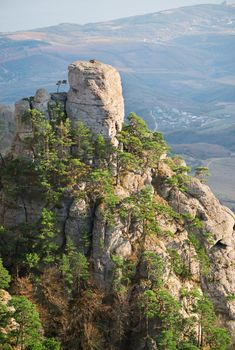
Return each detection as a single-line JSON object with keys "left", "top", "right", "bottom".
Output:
{"left": 67, "top": 60, "right": 124, "bottom": 145}
{"left": 0, "top": 104, "right": 15, "bottom": 155}
{"left": 0, "top": 60, "right": 235, "bottom": 350}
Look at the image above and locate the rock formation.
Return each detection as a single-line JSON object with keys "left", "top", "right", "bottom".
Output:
{"left": 0, "top": 60, "right": 235, "bottom": 350}
{"left": 8, "top": 59, "right": 124, "bottom": 157}
{"left": 66, "top": 60, "right": 124, "bottom": 144}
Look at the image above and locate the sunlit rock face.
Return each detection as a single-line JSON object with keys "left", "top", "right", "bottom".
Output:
{"left": 66, "top": 60, "right": 124, "bottom": 145}
{"left": 11, "top": 60, "right": 124, "bottom": 152}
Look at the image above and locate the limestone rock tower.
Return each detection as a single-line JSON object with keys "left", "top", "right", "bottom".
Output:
{"left": 66, "top": 60, "right": 124, "bottom": 145}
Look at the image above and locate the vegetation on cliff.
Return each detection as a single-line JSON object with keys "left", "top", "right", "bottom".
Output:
{"left": 0, "top": 107, "right": 232, "bottom": 350}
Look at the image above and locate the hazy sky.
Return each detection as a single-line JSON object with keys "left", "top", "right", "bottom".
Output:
{"left": 0, "top": 0, "right": 221, "bottom": 32}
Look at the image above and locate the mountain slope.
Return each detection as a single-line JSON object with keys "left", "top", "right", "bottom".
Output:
{"left": 0, "top": 61, "right": 235, "bottom": 349}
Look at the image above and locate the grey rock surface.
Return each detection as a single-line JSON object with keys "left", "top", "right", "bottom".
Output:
{"left": 0, "top": 104, "right": 15, "bottom": 154}
{"left": 32, "top": 88, "right": 51, "bottom": 118}
{"left": 66, "top": 60, "right": 124, "bottom": 144}
{"left": 15, "top": 99, "right": 31, "bottom": 140}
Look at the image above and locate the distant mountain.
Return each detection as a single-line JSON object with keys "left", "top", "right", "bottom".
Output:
{"left": 0, "top": 3, "right": 234, "bottom": 207}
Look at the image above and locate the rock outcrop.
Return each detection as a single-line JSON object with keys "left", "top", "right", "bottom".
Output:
{"left": 1, "top": 60, "right": 235, "bottom": 349}
{"left": 66, "top": 60, "right": 124, "bottom": 144}
{"left": 155, "top": 164, "right": 235, "bottom": 334}
{"left": 10, "top": 60, "right": 124, "bottom": 157}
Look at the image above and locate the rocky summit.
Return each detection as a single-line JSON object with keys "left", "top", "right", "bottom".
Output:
{"left": 0, "top": 61, "right": 235, "bottom": 350}
{"left": 11, "top": 60, "right": 124, "bottom": 156}
{"left": 67, "top": 60, "right": 124, "bottom": 144}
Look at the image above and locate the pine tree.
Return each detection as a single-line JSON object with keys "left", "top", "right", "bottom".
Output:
{"left": 0, "top": 258, "right": 11, "bottom": 289}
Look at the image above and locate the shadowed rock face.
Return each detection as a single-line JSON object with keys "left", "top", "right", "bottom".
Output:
{"left": 66, "top": 60, "right": 124, "bottom": 144}
{"left": 0, "top": 104, "right": 15, "bottom": 155}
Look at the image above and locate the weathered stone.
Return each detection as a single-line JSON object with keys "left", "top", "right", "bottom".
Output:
{"left": 187, "top": 177, "right": 235, "bottom": 245}
{"left": 65, "top": 198, "right": 92, "bottom": 253}
{"left": 120, "top": 169, "right": 153, "bottom": 193}
{"left": 15, "top": 99, "right": 31, "bottom": 139}
{"left": 155, "top": 163, "right": 235, "bottom": 333}
{"left": 66, "top": 60, "right": 124, "bottom": 144}
{"left": 32, "top": 88, "right": 51, "bottom": 118}
{"left": 0, "top": 104, "right": 15, "bottom": 155}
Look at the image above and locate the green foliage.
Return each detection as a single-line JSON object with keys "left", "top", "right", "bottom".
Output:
{"left": 207, "top": 327, "right": 231, "bottom": 350}
{"left": 38, "top": 209, "right": 59, "bottom": 264}
{"left": 0, "top": 295, "right": 61, "bottom": 350}
{"left": 111, "top": 255, "right": 136, "bottom": 294}
{"left": 48, "top": 102, "right": 66, "bottom": 127}
{"left": 188, "top": 234, "right": 210, "bottom": 276}
{"left": 0, "top": 258, "right": 11, "bottom": 289}
{"left": 126, "top": 186, "right": 162, "bottom": 238}
{"left": 138, "top": 283, "right": 230, "bottom": 349}
{"left": 142, "top": 251, "right": 164, "bottom": 287}
{"left": 42, "top": 338, "right": 61, "bottom": 350}
{"left": 89, "top": 169, "right": 118, "bottom": 206}
{"left": 60, "top": 239, "right": 89, "bottom": 293}
{"left": 0, "top": 302, "right": 12, "bottom": 349}
{"left": 112, "top": 254, "right": 124, "bottom": 269}
{"left": 202, "top": 231, "right": 215, "bottom": 245}
{"left": 166, "top": 165, "right": 190, "bottom": 192}
{"left": 154, "top": 203, "right": 182, "bottom": 220}
{"left": 158, "top": 330, "right": 177, "bottom": 350}
{"left": 189, "top": 217, "right": 204, "bottom": 230}
{"left": 71, "top": 121, "right": 94, "bottom": 162}
{"left": 25, "top": 252, "right": 40, "bottom": 270}
{"left": 10, "top": 296, "right": 42, "bottom": 349}
{"left": 178, "top": 343, "right": 199, "bottom": 350}
{"left": 118, "top": 112, "right": 168, "bottom": 170}
{"left": 95, "top": 133, "right": 106, "bottom": 158}
{"left": 156, "top": 289, "right": 181, "bottom": 328}
{"left": 139, "top": 289, "right": 159, "bottom": 319}
{"left": 1, "top": 157, "right": 41, "bottom": 199}
{"left": 187, "top": 216, "right": 210, "bottom": 277}
{"left": 193, "top": 295, "right": 231, "bottom": 349}
{"left": 88, "top": 169, "right": 119, "bottom": 225}
{"left": 118, "top": 151, "right": 141, "bottom": 173}
{"left": 226, "top": 293, "right": 235, "bottom": 302}
{"left": 0, "top": 223, "right": 35, "bottom": 274}
{"left": 0, "top": 301, "right": 11, "bottom": 338}
{"left": 94, "top": 133, "right": 112, "bottom": 166}
{"left": 167, "top": 249, "right": 191, "bottom": 280}
{"left": 139, "top": 287, "right": 182, "bottom": 343}
{"left": 127, "top": 112, "right": 150, "bottom": 138}
{"left": 194, "top": 166, "right": 210, "bottom": 183}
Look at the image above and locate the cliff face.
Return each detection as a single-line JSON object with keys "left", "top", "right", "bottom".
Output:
{"left": 11, "top": 60, "right": 124, "bottom": 157}
{"left": 0, "top": 104, "right": 15, "bottom": 155}
{"left": 67, "top": 60, "right": 124, "bottom": 144}
{"left": 0, "top": 61, "right": 235, "bottom": 350}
